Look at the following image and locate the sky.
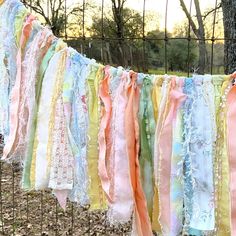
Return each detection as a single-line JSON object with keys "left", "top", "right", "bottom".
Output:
{"left": 67, "top": 0, "right": 220, "bottom": 33}
{"left": 93, "top": 0, "right": 218, "bottom": 31}
{"left": 126, "top": 0, "right": 218, "bottom": 31}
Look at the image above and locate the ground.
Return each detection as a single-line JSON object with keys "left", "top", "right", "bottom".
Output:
{"left": 0, "top": 162, "right": 131, "bottom": 236}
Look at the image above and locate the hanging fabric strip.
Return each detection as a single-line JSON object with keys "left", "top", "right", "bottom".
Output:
{"left": 22, "top": 39, "right": 66, "bottom": 190}
{"left": 125, "top": 71, "right": 152, "bottom": 236}
{"left": 188, "top": 75, "right": 215, "bottom": 232}
{"left": 153, "top": 76, "right": 170, "bottom": 233}
{"left": 87, "top": 64, "right": 106, "bottom": 209}
{"left": 215, "top": 75, "right": 231, "bottom": 236}
{"left": 138, "top": 76, "right": 155, "bottom": 220}
{"left": 107, "top": 70, "right": 134, "bottom": 224}
{"left": 98, "top": 65, "right": 113, "bottom": 203}
{"left": 227, "top": 73, "right": 236, "bottom": 236}
{"left": 151, "top": 76, "right": 163, "bottom": 232}
{"left": 32, "top": 48, "right": 67, "bottom": 190}
{"left": 182, "top": 78, "right": 195, "bottom": 233}
{"left": 170, "top": 77, "right": 185, "bottom": 236}
{"left": 68, "top": 53, "right": 90, "bottom": 206}
{"left": 0, "top": 0, "right": 25, "bottom": 138}
{"left": 48, "top": 48, "right": 76, "bottom": 209}
{"left": 158, "top": 77, "right": 186, "bottom": 235}
{"left": 154, "top": 76, "right": 170, "bottom": 187}
{"left": 2, "top": 13, "right": 36, "bottom": 161}
{"left": 13, "top": 28, "right": 54, "bottom": 163}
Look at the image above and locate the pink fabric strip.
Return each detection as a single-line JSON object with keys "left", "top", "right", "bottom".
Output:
{"left": 108, "top": 72, "right": 134, "bottom": 223}
{"left": 3, "top": 14, "right": 36, "bottom": 160}
{"left": 227, "top": 74, "right": 236, "bottom": 236}
{"left": 158, "top": 78, "right": 186, "bottom": 235}
{"left": 98, "top": 66, "right": 113, "bottom": 203}
{"left": 125, "top": 72, "right": 152, "bottom": 236}
{"left": 54, "top": 190, "right": 69, "bottom": 210}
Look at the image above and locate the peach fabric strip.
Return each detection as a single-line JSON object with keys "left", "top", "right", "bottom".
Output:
{"left": 3, "top": 14, "right": 36, "bottom": 160}
{"left": 125, "top": 71, "right": 152, "bottom": 236}
{"left": 98, "top": 66, "right": 113, "bottom": 203}
{"left": 158, "top": 78, "right": 186, "bottom": 235}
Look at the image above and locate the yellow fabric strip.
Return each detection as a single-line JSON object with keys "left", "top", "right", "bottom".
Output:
{"left": 215, "top": 75, "right": 231, "bottom": 236}
{"left": 151, "top": 76, "right": 164, "bottom": 232}
{"left": 87, "top": 64, "right": 106, "bottom": 209}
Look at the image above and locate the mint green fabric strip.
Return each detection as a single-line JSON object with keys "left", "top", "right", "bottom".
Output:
{"left": 138, "top": 76, "right": 156, "bottom": 219}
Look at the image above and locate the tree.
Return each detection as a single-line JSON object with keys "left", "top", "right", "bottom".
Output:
{"left": 110, "top": 0, "right": 127, "bottom": 66}
{"left": 179, "top": 0, "right": 207, "bottom": 74}
{"left": 21, "top": 0, "right": 84, "bottom": 37}
{"left": 222, "top": 0, "right": 236, "bottom": 74}
{"left": 168, "top": 23, "right": 197, "bottom": 72}
{"left": 168, "top": 39, "right": 197, "bottom": 72}
{"left": 179, "top": 0, "right": 222, "bottom": 74}
{"left": 91, "top": 7, "right": 144, "bottom": 68}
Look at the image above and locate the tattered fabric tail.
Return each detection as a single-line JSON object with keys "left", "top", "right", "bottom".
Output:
{"left": 125, "top": 71, "right": 152, "bottom": 236}
{"left": 226, "top": 74, "right": 236, "bottom": 236}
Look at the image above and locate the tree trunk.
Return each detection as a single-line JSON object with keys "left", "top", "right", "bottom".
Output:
{"left": 179, "top": 0, "right": 207, "bottom": 74}
{"left": 198, "top": 40, "right": 206, "bottom": 74}
{"left": 111, "top": 0, "right": 128, "bottom": 66}
{"left": 222, "top": 0, "right": 236, "bottom": 74}
{"left": 106, "top": 42, "right": 113, "bottom": 65}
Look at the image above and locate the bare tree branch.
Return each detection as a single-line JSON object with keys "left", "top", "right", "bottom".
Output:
{"left": 179, "top": 0, "right": 199, "bottom": 38}
{"left": 202, "top": 3, "right": 222, "bottom": 20}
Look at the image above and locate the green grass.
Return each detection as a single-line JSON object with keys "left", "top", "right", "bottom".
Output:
{"left": 148, "top": 69, "right": 188, "bottom": 76}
